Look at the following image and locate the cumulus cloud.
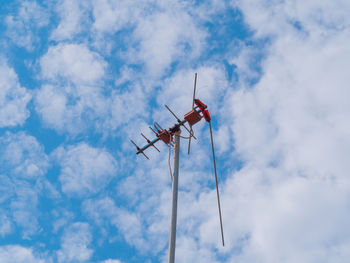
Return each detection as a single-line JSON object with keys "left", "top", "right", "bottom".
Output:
{"left": 0, "top": 62, "right": 31, "bottom": 128}
{"left": 36, "top": 43, "right": 150, "bottom": 135}
{"left": 57, "top": 222, "right": 93, "bottom": 263}
{"left": 10, "top": 183, "right": 40, "bottom": 239}
{"left": 5, "top": 1, "right": 49, "bottom": 50}
{"left": 234, "top": 0, "right": 350, "bottom": 37}
{"left": 40, "top": 43, "right": 106, "bottom": 85}
{"left": 106, "top": 85, "right": 148, "bottom": 131}
{"left": 91, "top": 0, "right": 206, "bottom": 77}
{"left": 0, "top": 245, "right": 47, "bottom": 263}
{"left": 167, "top": 236, "right": 220, "bottom": 263}
{"left": 35, "top": 82, "right": 147, "bottom": 136}
{"left": 83, "top": 197, "right": 145, "bottom": 250}
{"left": 100, "top": 260, "right": 122, "bottom": 263}
{"left": 0, "top": 132, "right": 51, "bottom": 238}
{"left": 0, "top": 213, "right": 12, "bottom": 237}
{"left": 131, "top": 9, "right": 205, "bottom": 77}
{"left": 51, "top": 0, "right": 91, "bottom": 41}
{"left": 35, "top": 84, "right": 108, "bottom": 134}
{"left": 91, "top": 0, "right": 136, "bottom": 34}
{"left": 53, "top": 143, "right": 117, "bottom": 196}
{"left": 220, "top": 167, "right": 350, "bottom": 262}
{"left": 36, "top": 43, "right": 109, "bottom": 134}
{"left": 0, "top": 132, "right": 48, "bottom": 178}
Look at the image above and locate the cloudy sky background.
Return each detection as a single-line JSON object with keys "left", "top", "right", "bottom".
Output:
{"left": 1, "top": 0, "right": 350, "bottom": 262}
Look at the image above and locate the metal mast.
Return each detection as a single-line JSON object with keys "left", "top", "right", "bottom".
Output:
{"left": 168, "top": 130, "right": 180, "bottom": 263}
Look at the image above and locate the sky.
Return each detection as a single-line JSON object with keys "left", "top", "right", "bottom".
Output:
{"left": 0, "top": 0, "right": 350, "bottom": 262}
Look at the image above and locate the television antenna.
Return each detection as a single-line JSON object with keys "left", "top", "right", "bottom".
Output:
{"left": 131, "top": 73, "right": 224, "bottom": 263}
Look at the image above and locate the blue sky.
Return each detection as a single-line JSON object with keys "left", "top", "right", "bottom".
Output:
{"left": 1, "top": 0, "right": 350, "bottom": 262}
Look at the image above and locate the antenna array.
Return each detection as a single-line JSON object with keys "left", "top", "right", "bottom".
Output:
{"left": 131, "top": 74, "right": 225, "bottom": 263}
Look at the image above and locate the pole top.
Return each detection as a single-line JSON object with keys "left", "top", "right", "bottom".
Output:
{"left": 169, "top": 124, "right": 181, "bottom": 134}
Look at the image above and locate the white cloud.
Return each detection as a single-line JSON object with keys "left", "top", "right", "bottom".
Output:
{"left": 52, "top": 209, "right": 74, "bottom": 234}
{"left": 54, "top": 143, "right": 117, "bottom": 196}
{"left": 36, "top": 43, "right": 150, "bottom": 135}
{"left": 83, "top": 197, "right": 145, "bottom": 250}
{"left": 0, "top": 132, "right": 48, "bottom": 178}
{"left": 0, "top": 213, "right": 12, "bottom": 237}
{"left": 100, "top": 260, "right": 122, "bottom": 263}
{"left": 166, "top": 236, "right": 220, "bottom": 263}
{"left": 0, "top": 132, "right": 55, "bottom": 238}
{"left": 10, "top": 182, "right": 40, "bottom": 238}
{"left": 5, "top": 1, "right": 49, "bottom": 50}
{"left": 106, "top": 85, "right": 148, "bottom": 131}
{"left": 228, "top": 43, "right": 263, "bottom": 85}
{"left": 51, "top": 0, "right": 91, "bottom": 41}
{"left": 92, "top": 0, "right": 136, "bottom": 34}
{"left": 0, "top": 245, "right": 47, "bottom": 263}
{"left": 91, "top": 0, "right": 206, "bottom": 77}
{"left": 40, "top": 43, "right": 106, "bottom": 85}
{"left": 234, "top": 0, "right": 350, "bottom": 38}
{"left": 34, "top": 84, "right": 68, "bottom": 132}
{"left": 35, "top": 82, "right": 147, "bottom": 136}
{"left": 132, "top": 9, "right": 205, "bottom": 77}
{"left": 35, "top": 84, "right": 108, "bottom": 134}
{"left": 57, "top": 222, "right": 93, "bottom": 263}
{"left": 114, "top": 209, "right": 145, "bottom": 249}
{"left": 0, "top": 62, "right": 31, "bottom": 128}
{"left": 220, "top": 168, "right": 350, "bottom": 263}
{"left": 36, "top": 43, "right": 110, "bottom": 134}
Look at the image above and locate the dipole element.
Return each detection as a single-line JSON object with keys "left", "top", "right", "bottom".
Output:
{"left": 168, "top": 130, "right": 180, "bottom": 263}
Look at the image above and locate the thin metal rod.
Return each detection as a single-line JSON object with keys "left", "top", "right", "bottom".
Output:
{"left": 135, "top": 135, "right": 160, "bottom": 155}
{"left": 165, "top": 104, "right": 181, "bottom": 122}
{"left": 187, "top": 127, "right": 193, "bottom": 155}
{"left": 154, "top": 122, "right": 163, "bottom": 132}
{"left": 192, "top": 73, "right": 197, "bottom": 109}
{"left": 130, "top": 139, "right": 149, "bottom": 160}
{"left": 141, "top": 151, "right": 149, "bottom": 160}
{"left": 168, "top": 131, "right": 180, "bottom": 263}
{"left": 149, "top": 126, "right": 158, "bottom": 135}
{"left": 209, "top": 121, "right": 225, "bottom": 246}
{"left": 141, "top": 133, "right": 160, "bottom": 152}
{"left": 188, "top": 73, "right": 197, "bottom": 154}
{"left": 130, "top": 139, "right": 139, "bottom": 150}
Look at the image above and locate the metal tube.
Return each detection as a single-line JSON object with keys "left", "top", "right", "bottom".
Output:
{"left": 168, "top": 131, "right": 180, "bottom": 263}
{"left": 209, "top": 121, "right": 225, "bottom": 246}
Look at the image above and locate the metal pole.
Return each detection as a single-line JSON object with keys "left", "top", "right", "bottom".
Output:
{"left": 168, "top": 130, "right": 180, "bottom": 263}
